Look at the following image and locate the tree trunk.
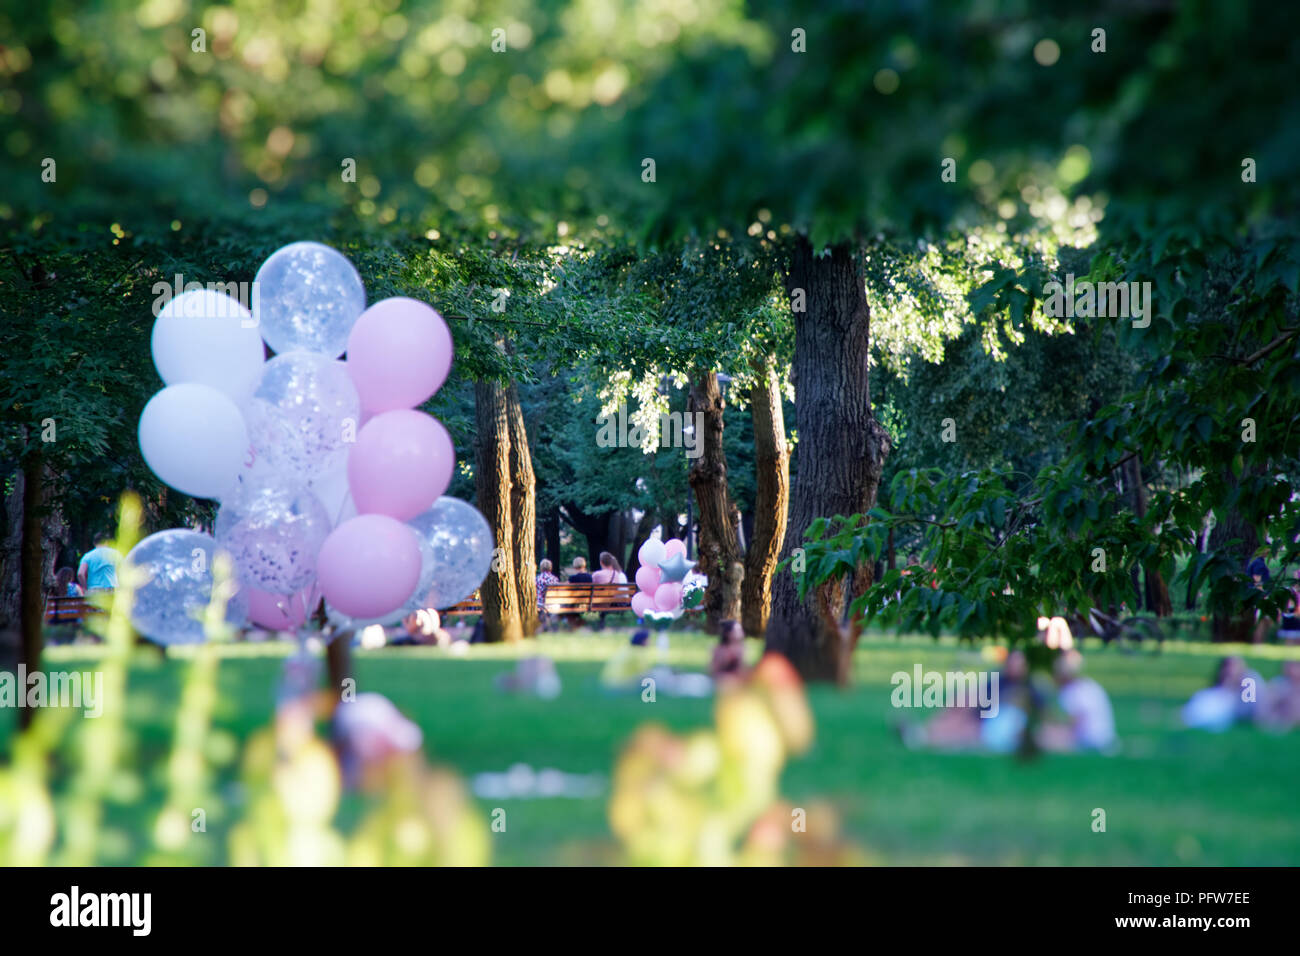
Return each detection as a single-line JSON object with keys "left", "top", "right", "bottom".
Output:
{"left": 689, "top": 371, "right": 743, "bottom": 630}
{"left": 19, "top": 452, "right": 46, "bottom": 728}
{"left": 1208, "top": 469, "right": 1259, "bottom": 642}
{"left": 0, "top": 467, "right": 24, "bottom": 631}
{"left": 474, "top": 381, "right": 523, "bottom": 643}
{"left": 741, "top": 358, "right": 789, "bottom": 637}
{"left": 543, "top": 506, "right": 562, "bottom": 566}
{"left": 504, "top": 384, "right": 538, "bottom": 636}
{"left": 1122, "top": 455, "right": 1172, "bottom": 616}
{"left": 560, "top": 502, "right": 615, "bottom": 567}
{"left": 764, "top": 237, "right": 891, "bottom": 683}
{"left": 625, "top": 508, "right": 657, "bottom": 578}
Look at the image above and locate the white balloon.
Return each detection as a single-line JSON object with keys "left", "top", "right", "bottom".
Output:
{"left": 151, "top": 289, "right": 265, "bottom": 403}
{"left": 139, "top": 384, "right": 248, "bottom": 500}
{"left": 254, "top": 241, "right": 366, "bottom": 357}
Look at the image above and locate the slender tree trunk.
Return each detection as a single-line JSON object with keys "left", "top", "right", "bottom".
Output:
{"left": 475, "top": 381, "right": 523, "bottom": 643}
{"left": 1208, "top": 469, "right": 1259, "bottom": 642}
{"left": 19, "top": 452, "right": 46, "bottom": 729}
{"left": 504, "top": 384, "right": 538, "bottom": 636}
{"left": 741, "top": 358, "right": 789, "bottom": 637}
{"left": 1123, "top": 455, "right": 1172, "bottom": 616}
{"left": 543, "top": 507, "right": 561, "bottom": 566}
{"left": 765, "top": 237, "right": 891, "bottom": 683}
{"left": 689, "top": 371, "right": 743, "bottom": 630}
{"left": 1, "top": 467, "right": 25, "bottom": 631}
{"left": 626, "top": 508, "right": 656, "bottom": 578}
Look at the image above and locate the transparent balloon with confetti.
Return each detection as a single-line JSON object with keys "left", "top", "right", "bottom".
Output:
{"left": 126, "top": 530, "right": 248, "bottom": 645}
{"left": 243, "top": 351, "right": 361, "bottom": 484}
{"left": 215, "top": 475, "right": 331, "bottom": 595}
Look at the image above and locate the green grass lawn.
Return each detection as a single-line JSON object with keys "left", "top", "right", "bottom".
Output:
{"left": 3, "top": 630, "right": 1298, "bottom": 865}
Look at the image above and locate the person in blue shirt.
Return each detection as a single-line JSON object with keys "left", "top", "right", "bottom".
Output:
{"left": 78, "top": 536, "right": 122, "bottom": 592}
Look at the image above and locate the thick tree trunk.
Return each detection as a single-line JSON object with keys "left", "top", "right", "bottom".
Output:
{"left": 504, "top": 384, "right": 538, "bottom": 636}
{"left": 689, "top": 371, "right": 743, "bottom": 630}
{"left": 560, "top": 503, "right": 615, "bottom": 567}
{"left": 764, "top": 237, "right": 891, "bottom": 683}
{"left": 19, "top": 452, "right": 46, "bottom": 728}
{"left": 474, "top": 381, "right": 523, "bottom": 643}
{"left": 741, "top": 358, "right": 789, "bottom": 637}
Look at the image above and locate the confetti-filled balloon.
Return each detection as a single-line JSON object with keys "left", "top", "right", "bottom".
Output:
{"left": 244, "top": 351, "right": 361, "bottom": 483}
{"left": 127, "top": 530, "right": 248, "bottom": 645}
{"left": 215, "top": 476, "right": 331, "bottom": 594}
{"left": 139, "top": 383, "right": 248, "bottom": 500}
{"left": 402, "top": 496, "right": 495, "bottom": 611}
{"left": 253, "top": 241, "right": 366, "bottom": 357}
{"left": 151, "top": 289, "right": 265, "bottom": 403}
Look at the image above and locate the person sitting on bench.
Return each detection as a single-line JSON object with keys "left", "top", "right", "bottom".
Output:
{"left": 566, "top": 557, "right": 593, "bottom": 583}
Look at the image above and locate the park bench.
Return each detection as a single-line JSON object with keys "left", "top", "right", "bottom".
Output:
{"left": 543, "top": 582, "right": 637, "bottom": 615}
{"left": 44, "top": 595, "right": 104, "bottom": 627}
{"left": 442, "top": 593, "right": 483, "bottom": 618}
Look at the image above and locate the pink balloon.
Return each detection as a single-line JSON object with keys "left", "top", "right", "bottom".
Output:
{"left": 317, "top": 514, "right": 422, "bottom": 619}
{"left": 247, "top": 586, "right": 310, "bottom": 630}
{"left": 346, "top": 297, "right": 454, "bottom": 413}
{"left": 664, "top": 537, "right": 687, "bottom": 559}
{"left": 348, "top": 410, "right": 454, "bottom": 520}
{"left": 654, "top": 582, "right": 683, "bottom": 611}
{"left": 630, "top": 592, "right": 655, "bottom": 617}
{"left": 635, "top": 565, "right": 661, "bottom": 593}
{"left": 638, "top": 538, "right": 667, "bottom": 569}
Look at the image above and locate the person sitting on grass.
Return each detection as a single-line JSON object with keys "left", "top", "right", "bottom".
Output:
{"left": 390, "top": 609, "right": 451, "bottom": 647}
{"left": 1182, "top": 656, "right": 1263, "bottom": 731}
{"left": 1038, "top": 650, "right": 1116, "bottom": 752}
{"left": 898, "top": 649, "right": 1040, "bottom": 753}
{"left": 1263, "top": 660, "right": 1300, "bottom": 729}
{"left": 710, "top": 619, "right": 747, "bottom": 684}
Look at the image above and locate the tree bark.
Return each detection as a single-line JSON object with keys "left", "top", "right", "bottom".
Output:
{"left": 741, "top": 358, "right": 789, "bottom": 637}
{"left": 1208, "top": 468, "right": 1259, "bottom": 642}
{"left": 543, "top": 506, "right": 562, "bottom": 566}
{"left": 764, "top": 237, "right": 891, "bottom": 683}
{"left": 474, "top": 381, "right": 523, "bottom": 643}
{"left": 19, "top": 451, "right": 46, "bottom": 728}
{"left": 504, "top": 384, "right": 538, "bottom": 636}
{"left": 560, "top": 502, "right": 615, "bottom": 567}
{"left": 625, "top": 507, "right": 657, "bottom": 578}
{"left": 689, "top": 371, "right": 743, "bottom": 630}
{"left": 1122, "top": 455, "right": 1172, "bottom": 616}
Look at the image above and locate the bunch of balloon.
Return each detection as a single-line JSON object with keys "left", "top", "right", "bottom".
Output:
{"left": 630, "top": 536, "right": 693, "bottom": 624}
{"left": 136, "top": 242, "right": 494, "bottom": 645}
